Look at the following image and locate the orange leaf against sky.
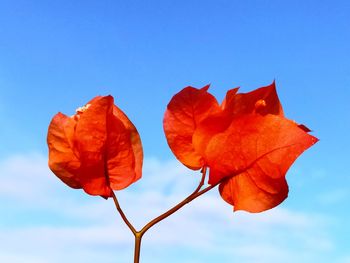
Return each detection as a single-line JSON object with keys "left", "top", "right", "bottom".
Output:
{"left": 163, "top": 85, "right": 221, "bottom": 169}
{"left": 164, "top": 82, "right": 318, "bottom": 212}
{"left": 47, "top": 95, "right": 143, "bottom": 198}
{"left": 221, "top": 81, "right": 284, "bottom": 116}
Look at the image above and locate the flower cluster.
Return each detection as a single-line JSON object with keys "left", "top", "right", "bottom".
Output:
{"left": 47, "top": 96, "right": 143, "bottom": 198}
{"left": 47, "top": 82, "right": 317, "bottom": 213}
{"left": 163, "top": 82, "right": 317, "bottom": 212}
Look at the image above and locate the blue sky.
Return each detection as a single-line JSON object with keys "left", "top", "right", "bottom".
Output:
{"left": 0, "top": 0, "right": 349, "bottom": 262}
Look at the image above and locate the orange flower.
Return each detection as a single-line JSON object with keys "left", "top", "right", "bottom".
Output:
{"left": 47, "top": 95, "right": 143, "bottom": 198}
{"left": 164, "top": 82, "right": 318, "bottom": 212}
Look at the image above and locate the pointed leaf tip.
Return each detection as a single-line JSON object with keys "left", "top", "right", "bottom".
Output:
{"left": 201, "top": 84, "right": 211, "bottom": 91}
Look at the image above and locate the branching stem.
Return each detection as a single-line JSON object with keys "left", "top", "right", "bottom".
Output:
{"left": 111, "top": 191, "right": 137, "bottom": 235}
{"left": 111, "top": 167, "right": 218, "bottom": 263}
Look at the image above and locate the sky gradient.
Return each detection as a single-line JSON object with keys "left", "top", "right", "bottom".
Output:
{"left": 0, "top": 1, "right": 349, "bottom": 262}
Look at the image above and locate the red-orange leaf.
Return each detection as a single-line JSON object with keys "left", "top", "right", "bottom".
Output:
{"left": 165, "top": 82, "right": 318, "bottom": 213}
{"left": 222, "top": 81, "right": 284, "bottom": 116}
{"left": 47, "top": 113, "right": 81, "bottom": 188}
{"left": 163, "top": 85, "right": 221, "bottom": 169}
{"left": 193, "top": 82, "right": 284, "bottom": 175}
{"left": 204, "top": 115, "right": 317, "bottom": 183}
{"left": 219, "top": 170, "right": 289, "bottom": 213}
{"left": 47, "top": 95, "right": 143, "bottom": 198}
{"left": 112, "top": 105, "right": 143, "bottom": 187}
{"left": 216, "top": 115, "right": 318, "bottom": 212}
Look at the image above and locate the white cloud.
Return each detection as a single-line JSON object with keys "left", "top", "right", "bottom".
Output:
{"left": 0, "top": 153, "right": 344, "bottom": 263}
{"left": 0, "top": 153, "right": 51, "bottom": 200}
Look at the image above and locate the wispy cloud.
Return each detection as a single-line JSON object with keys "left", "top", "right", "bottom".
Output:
{"left": 0, "top": 153, "right": 344, "bottom": 263}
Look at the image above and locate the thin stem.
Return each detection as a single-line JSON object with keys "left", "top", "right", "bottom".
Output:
{"left": 140, "top": 167, "right": 217, "bottom": 235}
{"left": 134, "top": 232, "right": 142, "bottom": 263}
{"left": 111, "top": 167, "right": 219, "bottom": 263}
{"left": 193, "top": 166, "right": 206, "bottom": 193}
{"left": 111, "top": 191, "right": 137, "bottom": 235}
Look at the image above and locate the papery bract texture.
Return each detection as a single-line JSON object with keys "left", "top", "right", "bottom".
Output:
{"left": 163, "top": 85, "right": 221, "bottom": 169}
{"left": 163, "top": 82, "right": 318, "bottom": 212}
{"left": 216, "top": 115, "right": 317, "bottom": 212}
{"left": 47, "top": 95, "right": 143, "bottom": 198}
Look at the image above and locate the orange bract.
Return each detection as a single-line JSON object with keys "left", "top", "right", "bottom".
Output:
{"left": 47, "top": 95, "right": 143, "bottom": 198}
{"left": 163, "top": 85, "right": 221, "bottom": 169}
{"left": 163, "top": 82, "right": 318, "bottom": 212}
